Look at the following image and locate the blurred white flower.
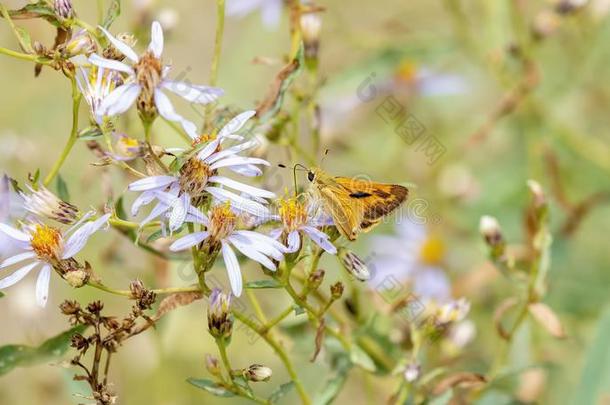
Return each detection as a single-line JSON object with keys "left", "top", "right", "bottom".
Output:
{"left": 0, "top": 212, "right": 110, "bottom": 306}
{"left": 227, "top": 0, "right": 283, "bottom": 29}
{"left": 368, "top": 220, "right": 451, "bottom": 303}
{"left": 0, "top": 175, "right": 25, "bottom": 261}
{"left": 89, "top": 21, "right": 223, "bottom": 138}
{"left": 169, "top": 203, "right": 285, "bottom": 296}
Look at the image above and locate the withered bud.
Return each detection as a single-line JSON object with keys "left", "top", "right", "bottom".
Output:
{"left": 300, "top": 12, "right": 322, "bottom": 61}
{"left": 64, "top": 269, "right": 89, "bottom": 288}
{"left": 86, "top": 300, "right": 104, "bottom": 315}
{"left": 337, "top": 248, "right": 370, "bottom": 281}
{"left": 21, "top": 185, "right": 78, "bottom": 225}
{"left": 244, "top": 364, "right": 272, "bottom": 382}
{"left": 307, "top": 269, "right": 325, "bottom": 291}
{"left": 59, "top": 299, "right": 81, "bottom": 315}
{"left": 54, "top": 0, "right": 74, "bottom": 19}
{"left": 102, "top": 33, "right": 137, "bottom": 61}
{"left": 205, "top": 354, "right": 221, "bottom": 377}
{"left": 129, "top": 279, "right": 157, "bottom": 310}
{"left": 479, "top": 215, "right": 503, "bottom": 247}
{"left": 330, "top": 282, "right": 344, "bottom": 300}
{"left": 207, "top": 289, "right": 233, "bottom": 341}
{"left": 70, "top": 333, "right": 89, "bottom": 351}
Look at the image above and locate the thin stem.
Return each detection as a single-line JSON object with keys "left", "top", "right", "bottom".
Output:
{"left": 204, "top": 0, "right": 225, "bottom": 128}
{"left": 246, "top": 288, "right": 268, "bottom": 324}
{"left": 262, "top": 305, "right": 294, "bottom": 331}
{"left": 86, "top": 281, "right": 201, "bottom": 297}
{"left": 44, "top": 77, "right": 82, "bottom": 186}
{"left": 0, "top": 46, "right": 49, "bottom": 63}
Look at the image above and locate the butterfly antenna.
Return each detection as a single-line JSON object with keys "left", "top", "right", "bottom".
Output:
{"left": 278, "top": 163, "right": 309, "bottom": 197}
{"left": 320, "top": 149, "right": 330, "bottom": 169}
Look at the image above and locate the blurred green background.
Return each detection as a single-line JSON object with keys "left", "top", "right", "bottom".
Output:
{"left": 1, "top": 0, "right": 610, "bottom": 404}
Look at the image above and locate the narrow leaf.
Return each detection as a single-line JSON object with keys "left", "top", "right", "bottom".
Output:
{"left": 56, "top": 174, "right": 70, "bottom": 202}
{"left": 102, "top": 0, "right": 121, "bottom": 29}
{"left": 269, "top": 381, "right": 295, "bottom": 403}
{"left": 187, "top": 378, "right": 235, "bottom": 397}
{"left": 245, "top": 279, "right": 282, "bottom": 289}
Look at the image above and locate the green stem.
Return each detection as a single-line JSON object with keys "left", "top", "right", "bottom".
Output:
{"left": 204, "top": 0, "right": 225, "bottom": 129}
{"left": 44, "top": 77, "right": 82, "bottom": 186}
{"left": 0, "top": 46, "right": 49, "bottom": 63}
{"left": 87, "top": 281, "right": 201, "bottom": 296}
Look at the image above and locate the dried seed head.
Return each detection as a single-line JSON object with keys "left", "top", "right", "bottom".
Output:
{"left": 134, "top": 51, "right": 163, "bottom": 119}
{"left": 70, "top": 333, "right": 89, "bottom": 350}
{"left": 307, "top": 269, "right": 325, "bottom": 291}
{"left": 330, "top": 282, "right": 344, "bottom": 300}
{"left": 207, "top": 289, "right": 233, "bottom": 340}
{"left": 54, "top": 0, "right": 74, "bottom": 19}
{"left": 59, "top": 299, "right": 81, "bottom": 315}
{"left": 86, "top": 300, "right": 104, "bottom": 315}
{"left": 337, "top": 248, "right": 370, "bottom": 281}
{"left": 130, "top": 279, "right": 157, "bottom": 310}
{"left": 179, "top": 157, "right": 214, "bottom": 197}
{"left": 245, "top": 364, "right": 272, "bottom": 382}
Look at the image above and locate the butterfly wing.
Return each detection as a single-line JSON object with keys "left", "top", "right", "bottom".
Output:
{"left": 317, "top": 184, "right": 363, "bottom": 241}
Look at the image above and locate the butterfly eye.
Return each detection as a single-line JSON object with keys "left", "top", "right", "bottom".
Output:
{"left": 308, "top": 172, "right": 315, "bottom": 182}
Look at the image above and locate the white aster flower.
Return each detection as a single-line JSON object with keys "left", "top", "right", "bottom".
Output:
{"left": 227, "top": 0, "right": 283, "bottom": 29}
{"left": 169, "top": 203, "right": 286, "bottom": 296}
{"left": 268, "top": 196, "right": 336, "bottom": 254}
{"left": 368, "top": 220, "right": 451, "bottom": 303}
{"left": 75, "top": 65, "right": 119, "bottom": 123}
{"left": 0, "top": 213, "right": 111, "bottom": 307}
{"left": 89, "top": 21, "right": 223, "bottom": 138}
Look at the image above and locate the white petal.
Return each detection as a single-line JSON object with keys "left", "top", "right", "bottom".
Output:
{"left": 204, "top": 140, "right": 259, "bottom": 165}
{"left": 169, "top": 231, "right": 209, "bottom": 251}
{"left": 187, "top": 205, "right": 210, "bottom": 226}
{"left": 261, "top": 0, "right": 282, "bottom": 28}
{"left": 210, "top": 156, "right": 270, "bottom": 171}
{"left": 205, "top": 187, "right": 269, "bottom": 217}
{"left": 62, "top": 214, "right": 110, "bottom": 259}
{"left": 129, "top": 175, "right": 177, "bottom": 192}
{"left": 162, "top": 81, "right": 223, "bottom": 104}
{"left": 197, "top": 139, "right": 221, "bottom": 161}
{"left": 287, "top": 230, "right": 301, "bottom": 252}
{"left": 0, "top": 251, "right": 36, "bottom": 269}
{"left": 268, "top": 227, "right": 283, "bottom": 240}
{"left": 139, "top": 201, "right": 169, "bottom": 228}
{"left": 301, "top": 226, "right": 337, "bottom": 254}
{"left": 35, "top": 264, "right": 51, "bottom": 307}
{"left": 233, "top": 230, "right": 285, "bottom": 259}
{"left": 130, "top": 190, "right": 158, "bottom": 216}
{"left": 89, "top": 54, "right": 134, "bottom": 75}
{"left": 100, "top": 83, "right": 141, "bottom": 116}
{"left": 221, "top": 241, "right": 242, "bottom": 297}
{"left": 0, "top": 261, "right": 39, "bottom": 289}
{"left": 228, "top": 236, "right": 276, "bottom": 270}
{"left": 154, "top": 89, "right": 199, "bottom": 139}
{"left": 218, "top": 110, "right": 256, "bottom": 138}
{"left": 148, "top": 21, "right": 164, "bottom": 58}
{"left": 0, "top": 223, "right": 30, "bottom": 242}
{"left": 209, "top": 176, "right": 275, "bottom": 199}
{"left": 228, "top": 164, "right": 263, "bottom": 177}
{"left": 168, "top": 193, "right": 189, "bottom": 231}
{"left": 98, "top": 26, "right": 139, "bottom": 62}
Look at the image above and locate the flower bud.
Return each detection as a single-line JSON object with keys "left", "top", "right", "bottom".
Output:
{"left": 404, "top": 362, "right": 421, "bottom": 382}
{"left": 330, "top": 282, "right": 344, "bottom": 300}
{"left": 300, "top": 12, "right": 322, "bottom": 62}
{"left": 527, "top": 179, "right": 546, "bottom": 209}
{"left": 307, "top": 269, "right": 325, "bottom": 291}
{"left": 207, "top": 289, "right": 233, "bottom": 341}
{"left": 54, "top": 0, "right": 74, "bottom": 19}
{"left": 21, "top": 185, "right": 78, "bottom": 224}
{"left": 64, "top": 269, "right": 89, "bottom": 288}
{"left": 64, "top": 30, "right": 96, "bottom": 57}
{"left": 337, "top": 248, "right": 370, "bottom": 281}
{"left": 436, "top": 298, "right": 470, "bottom": 325}
{"left": 244, "top": 364, "right": 272, "bottom": 382}
{"left": 479, "top": 215, "right": 504, "bottom": 255}
{"left": 205, "top": 354, "right": 221, "bottom": 377}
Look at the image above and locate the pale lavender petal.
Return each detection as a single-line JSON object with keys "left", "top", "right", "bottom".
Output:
{"left": 35, "top": 264, "right": 51, "bottom": 307}
{"left": 197, "top": 139, "right": 221, "bottom": 162}
{"left": 168, "top": 192, "right": 189, "bottom": 231}
{"left": 62, "top": 214, "right": 110, "bottom": 259}
{"left": 261, "top": 0, "right": 282, "bottom": 28}
{"left": 218, "top": 110, "right": 256, "bottom": 138}
{"left": 154, "top": 89, "right": 199, "bottom": 139}
{"left": 148, "top": 21, "right": 164, "bottom": 58}
{"left": 0, "top": 223, "right": 30, "bottom": 242}
{"left": 162, "top": 81, "right": 223, "bottom": 104}
{"left": 205, "top": 187, "right": 269, "bottom": 216}
{"left": 130, "top": 190, "right": 157, "bottom": 216}
{"left": 287, "top": 230, "right": 300, "bottom": 252}
{"left": 89, "top": 54, "right": 134, "bottom": 75}
{"left": 0, "top": 261, "right": 39, "bottom": 289}
{"left": 233, "top": 230, "right": 285, "bottom": 259}
{"left": 209, "top": 175, "right": 275, "bottom": 199}
{"left": 169, "top": 231, "right": 209, "bottom": 251}
{"left": 228, "top": 164, "right": 263, "bottom": 177}
{"left": 100, "top": 83, "right": 141, "bottom": 116}
{"left": 268, "top": 227, "right": 283, "bottom": 240}
{"left": 129, "top": 175, "right": 177, "bottom": 192}
{"left": 301, "top": 226, "right": 337, "bottom": 254}
{"left": 0, "top": 251, "right": 36, "bottom": 269}
{"left": 210, "top": 156, "right": 270, "bottom": 171}
{"left": 98, "top": 26, "right": 139, "bottom": 62}
{"left": 228, "top": 236, "right": 276, "bottom": 271}
{"left": 204, "top": 140, "right": 259, "bottom": 164}
{"left": 221, "top": 241, "right": 242, "bottom": 297}
{"left": 139, "top": 202, "right": 169, "bottom": 227}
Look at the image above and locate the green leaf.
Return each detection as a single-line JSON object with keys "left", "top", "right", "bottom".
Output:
{"left": 78, "top": 126, "right": 103, "bottom": 140}
{"left": 56, "top": 174, "right": 69, "bottom": 202}
{"left": 233, "top": 375, "right": 254, "bottom": 399}
{"left": 314, "top": 354, "right": 352, "bottom": 405}
{"left": 429, "top": 389, "right": 454, "bottom": 405}
{"left": 349, "top": 344, "right": 377, "bottom": 372}
{"left": 269, "top": 381, "right": 295, "bottom": 403}
{"left": 187, "top": 378, "right": 235, "bottom": 397}
{"left": 573, "top": 305, "right": 610, "bottom": 404}
{"left": 245, "top": 279, "right": 282, "bottom": 289}
{"left": 6, "top": 1, "right": 61, "bottom": 27}
{"left": 0, "top": 291, "right": 4, "bottom": 299}
{"left": 102, "top": 0, "right": 121, "bottom": 29}
{"left": 293, "top": 305, "right": 305, "bottom": 316}
{"left": 29, "top": 169, "right": 40, "bottom": 185}
{"left": 0, "top": 325, "right": 86, "bottom": 376}
{"left": 15, "top": 26, "right": 33, "bottom": 53}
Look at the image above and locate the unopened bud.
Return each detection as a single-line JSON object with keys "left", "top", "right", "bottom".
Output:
{"left": 404, "top": 362, "right": 421, "bottom": 382}
{"left": 244, "top": 364, "right": 272, "bottom": 382}
{"left": 436, "top": 298, "right": 470, "bottom": 325}
{"left": 207, "top": 289, "right": 233, "bottom": 341}
{"left": 330, "top": 282, "right": 344, "bottom": 300}
{"left": 65, "top": 30, "right": 96, "bottom": 57}
{"left": 527, "top": 179, "right": 546, "bottom": 208}
{"left": 479, "top": 215, "right": 504, "bottom": 249}
{"left": 54, "top": 0, "right": 74, "bottom": 19}
{"left": 300, "top": 12, "right": 321, "bottom": 62}
{"left": 337, "top": 248, "right": 370, "bottom": 281}
{"left": 307, "top": 269, "right": 325, "bottom": 291}
{"left": 64, "top": 269, "right": 89, "bottom": 288}
{"left": 205, "top": 354, "right": 221, "bottom": 376}
{"left": 21, "top": 185, "right": 78, "bottom": 224}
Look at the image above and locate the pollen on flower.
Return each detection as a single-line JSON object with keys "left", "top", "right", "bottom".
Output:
{"left": 394, "top": 59, "right": 418, "bottom": 84}
{"left": 179, "top": 157, "right": 214, "bottom": 196}
{"left": 419, "top": 235, "right": 445, "bottom": 265}
{"left": 192, "top": 133, "right": 218, "bottom": 147}
{"left": 278, "top": 197, "right": 307, "bottom": 232}
{"left": 209, "top": 202, "right": 237, "bottom": 241}
{"left": 134, "top": 51, "right": 163, "bottom": 116}
{"left": 30, "top": 224, "right": 63, "bottom": 262}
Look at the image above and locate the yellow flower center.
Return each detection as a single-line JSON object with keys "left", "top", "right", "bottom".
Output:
{"left": 209, "top": 202, "right": 237, "bottom": 241}
{"left": 278, "top": 197, "right": 307, "bottom": 232}
{"left": 395, "top": 60, "right": 418, "bottom": 84}
{"left": 419, "top": 235, "right": 445, "bottom": 265}
{"left": 116, "top": 135, "right": 140, "bottom": 157}
{"left": 192, "top": 133, "right": 217, "bottom": 147}
{"left": 30, "top": 224, "right": 63, "bottom": 262}
{"left": 179, "top": 157, "right": 214, "bottom": 196}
